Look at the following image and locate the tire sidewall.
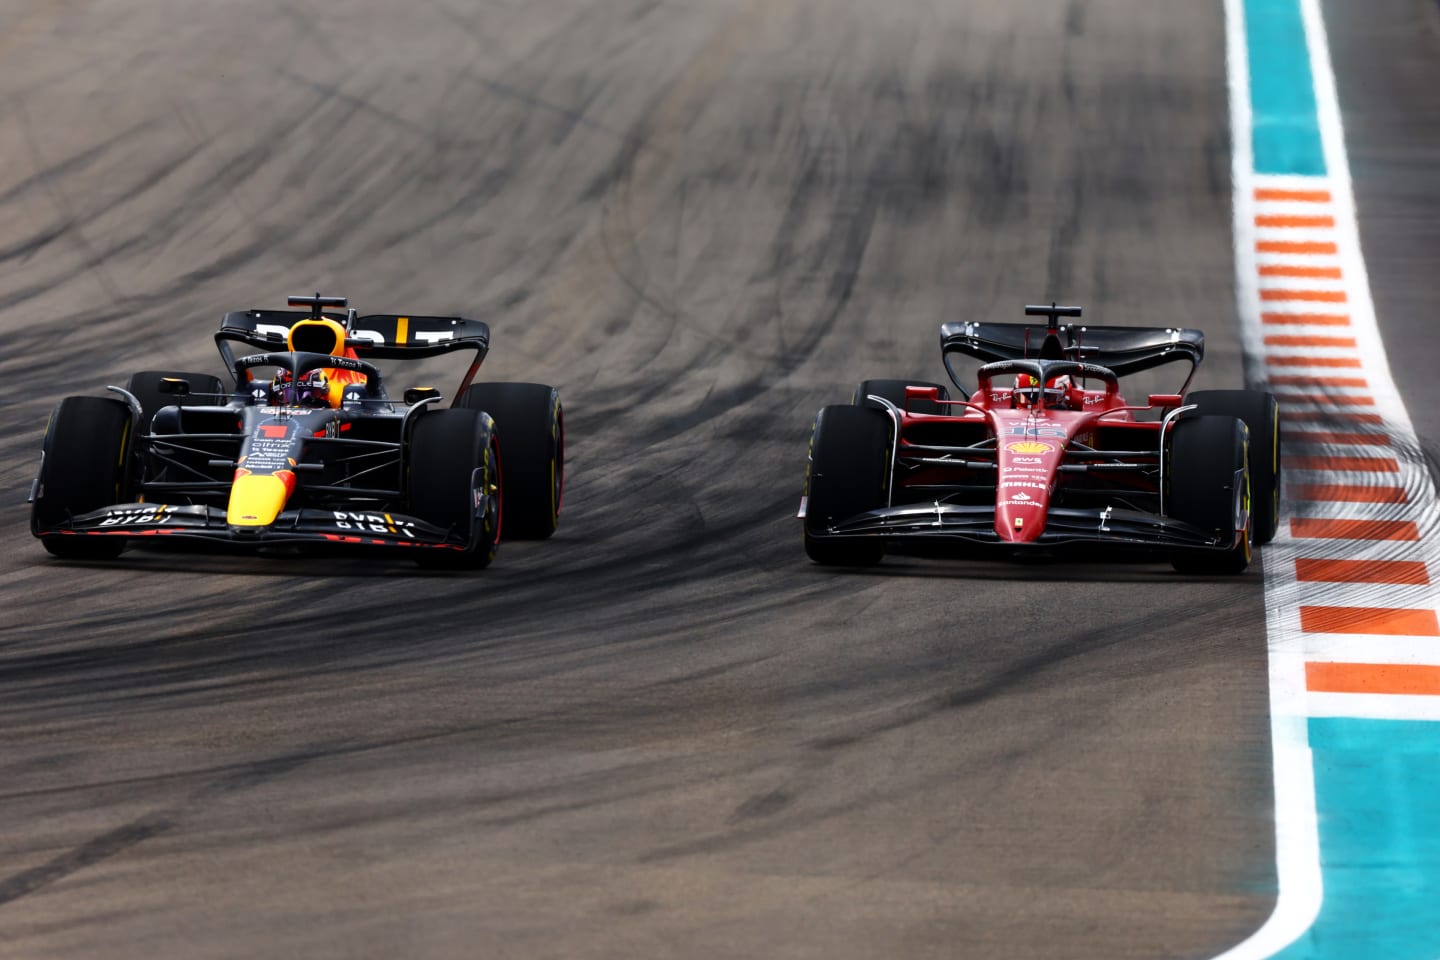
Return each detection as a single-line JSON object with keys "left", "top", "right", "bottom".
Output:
{"left": 457, "top": 382, "right": 562, "bottom": 539}
{"left": 407, "top": 408, "right": 500, "bottom": 567}
{"left": 1167, "top": 414, "right": 1252, "bottom": 573}
{"left": 804, "top": 404, "right": 892, "bottom": 565}
{"left": 1185, "top": 389, "right": 1279, "bottom": 544}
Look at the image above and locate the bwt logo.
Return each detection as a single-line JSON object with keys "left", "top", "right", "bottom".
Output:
{"left": 101, "top": 508, "right": 170, "bottom": 526}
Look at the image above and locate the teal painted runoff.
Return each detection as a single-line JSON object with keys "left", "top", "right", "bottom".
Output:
{"left": 1245, "top": 0, "right": 1326, "bottom": 175}
{"left": 1271, "top": 718, "right": 1440, "bottom": 959}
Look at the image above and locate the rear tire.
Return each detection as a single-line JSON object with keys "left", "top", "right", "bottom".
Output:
{"left": 1167, "top": 414, "right": 1252, "bottom": 575}
{"left": 854, "top": 378, "right": 951, "bottom": 415}
{"left": 457, "top": 382, "right": 563, "bottom": 539}
{"left": 126, "top": 371, "right": 227, "bottom": 431}
{"left": 32, "top": 396, "right": 133, "bottom": 560}
{"left": 803, "top": 405, "right": 891, "bottom": 566}
{"left": 407, "top": 409, "right": 501, "bottom": 569}
{"left": 1186, "top": 389, "right": 1280, "bottom": 544}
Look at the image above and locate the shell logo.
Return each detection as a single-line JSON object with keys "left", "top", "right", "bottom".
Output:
{"left": 1006, "top": 440, "right": 1054, "bottom": 454}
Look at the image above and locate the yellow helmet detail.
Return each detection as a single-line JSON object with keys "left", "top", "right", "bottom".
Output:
{"left": 287, "top": 318, "right": 348, "bottom": 356}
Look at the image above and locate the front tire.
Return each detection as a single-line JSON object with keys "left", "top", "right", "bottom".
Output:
{"left": 1186, "top": 389, "right": 1280, "bottom": 544}
{"left": 1167, "top": 414, "right": 1252, "bottom": 575}
{"left": 803, "top": 404, "right": 892, "bottom": 566}
{"left": 32, "top": 396, "right": 133, "bottom": 560}
{"left": 458, "top": 382, "right": 563, "bottom": 540}
{"left": 407, "top": 409, "right": 501, "bottom": 569}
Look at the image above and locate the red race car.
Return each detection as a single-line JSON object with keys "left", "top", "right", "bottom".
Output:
{"left": 800, "top": 304, "right": 1280, "bottom": 573}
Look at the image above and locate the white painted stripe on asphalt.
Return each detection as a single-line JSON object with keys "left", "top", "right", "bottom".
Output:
{"left": 1304, "top": 692, "right": 1440, "bottom": 722}
{"left": 1253, "top": 227, "right": 1338, "bottom": 243}
{"left": 1303, "top": 636, "right": 1440, "bottom": 666}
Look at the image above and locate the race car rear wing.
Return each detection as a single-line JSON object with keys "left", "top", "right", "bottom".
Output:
{"left": 215, "top": 309, "right": 492, "bottom": 391}
{"left": 939, "top": 320, "right": 1204, "bottom": 395}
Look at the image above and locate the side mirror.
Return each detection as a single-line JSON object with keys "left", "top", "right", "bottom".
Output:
{"left": 158, "top": 378, "right": 191, "bottom": 396}
{"left": 1147, "top": 393, "right": 1183, "bottom": 408}
{"left": 404, "top": 386, "right": 442, "bottom": 406}
{"left": 904, "top": 385, "right": 941, "bottom": 413}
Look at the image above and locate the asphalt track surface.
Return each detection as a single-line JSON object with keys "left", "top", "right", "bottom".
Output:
{"left": 0, "top": 0, "right": 1428, "bottom": 957}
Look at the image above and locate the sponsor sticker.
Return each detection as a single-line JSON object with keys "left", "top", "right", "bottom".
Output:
{"left": 1006, "top": 424, "right": 1066, "bottom": 439}
{"left": 101, "top": 506, "right": 170, "bottom": 526}
{"left": 1006, "top": 440, "right": 1054, "bottom": 454}
{"left": 333, "top": 511, "right": 415, "bottom": 538}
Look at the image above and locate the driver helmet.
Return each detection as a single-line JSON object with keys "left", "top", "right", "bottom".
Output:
{"left": 1014, "top": 373, "right": 1073, "bottom": 408}
{"left": 271, "top": 369, "right": 330, "bottom": 407}
{"left": 1014, "top": 374, "right": 1039, "bottom": 407}
{"left": 293, "top": 370, "right": 331, "bottom": 407}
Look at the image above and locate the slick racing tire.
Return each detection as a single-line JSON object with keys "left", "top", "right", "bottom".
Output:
{"left": 1185, "top": 389, "right": 1281, "bottom": 545}
{"left": 458, "top": 382, "right": 563, "bottom": 540}
{"left": 32, "top": 396, "right": 133, "bottom": 560}
{"left": 1167, "top": 414, "right": 1252, "bottom": 575}
{"left": 408, "top": 408, "right": 501, "bottom": 569}
{"left": 854, "top": 378, "right": 951, "bottom": 416}
{"left": 803, "top": 404, "right": 891, "bottom": 566}
{"left": 126, "top": 371, "right": 227, "bottom": 431}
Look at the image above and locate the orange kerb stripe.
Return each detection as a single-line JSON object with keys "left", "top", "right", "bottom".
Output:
{"left": 1255, "top": 188, "right": 1333, "bottom": 203}
{"left": 1275, "top": 393, "right": 1375, "bottom": 406}
{"left": 1259, "top": 265, "right": 1343, "bottom": 279}
{"left": 1291, "top": 518, "right": 1419, "bottom": 540}
{"left": 1283, "top": 411, "right": 1384, "bottom": 424}
{"left": 1300, "top": 606, "right": 1440, "bottom": 636}
{"left": 1260, "top": 290, "right": 1349, "bottom": 303}
{"left": 1285, "top": 431, "right": 1391, "bottom": 445}
{"left": 1266, "top": 355, "right": 1362, "bottom": 367}
{"left": 1290, "top": 484, "right": 1407, "bottom": 503}
{"left": 1295, "top": 558, "right": 1429, "bottom": 584}
{"left": 1256, "top": 215, "right": 1335, "bottom": 228}
{"left": 1258, "top": 241, "right": 1338, "bottom": 254}
{"left": 1307, "top": 662, "right": 1440, "bottom": 695}
{"left": 1261, "top": 312, "right": 1350, "bottom": 325}
{"left": 1270, "top": 376, "right": 1369, "bottom": 387}
{"left": 1264, "top": 335, "right": 1356, "bottom": 347}
{"left": 1289, "top": 455, "right": 1398, "bottom": 472}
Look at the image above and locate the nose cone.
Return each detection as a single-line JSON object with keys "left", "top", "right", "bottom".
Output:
{"left": 227, "top": 470, "right": 296, "bottom": 527}
{"left": 994, "top": 438, "right": 1059, "bottom": 542}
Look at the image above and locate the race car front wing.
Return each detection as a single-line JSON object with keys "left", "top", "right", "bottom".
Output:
{"left": 35, "top": 502, "right": 472, "bottom": 553}
{"left": 807, "top": 503, "right": 1239, "bottom": 554}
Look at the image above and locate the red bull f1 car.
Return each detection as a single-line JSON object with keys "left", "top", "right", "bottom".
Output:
{"left": 800, "top": 304, "right": 1281, "bottom": 574}
{"left": 30, "top": 294, "right": 563, "bottom": 569}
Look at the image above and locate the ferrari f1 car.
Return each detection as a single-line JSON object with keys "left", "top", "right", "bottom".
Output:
{"left": 30, "top": 295, "right": 563, "bottom": 568}
{"left": 800, "top": 304, "right": 1280, "bottom": 573}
